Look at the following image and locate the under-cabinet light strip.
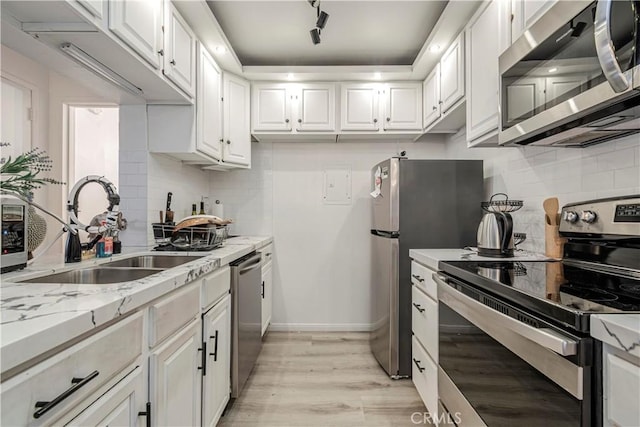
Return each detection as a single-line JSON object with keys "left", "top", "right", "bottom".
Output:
{"left": 60, "top": 43, "right": 144, "bottom": 96}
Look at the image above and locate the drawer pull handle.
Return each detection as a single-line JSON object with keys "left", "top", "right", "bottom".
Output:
{"left": 412, "top": 274, "right": 424, "bottom": 283}
{"left": 413, "top": 358, "right": 425, "bottom": 373}
{"left": 33, "top": 370, "right": 99, "bottom": 419}
{"left": 138, "top": 402, "right": 152, "bottom": 427}
{"left": 198, "top": 342, "right": 207, "bottom": 376}
{"left": 412, "top": 303, "right": 425, "bottom": 313}
{"left": 261, "top": 280, "right": 265, "bottom": 298}
{"left": 209, "top": 330, "right": 219, "bottom": 361}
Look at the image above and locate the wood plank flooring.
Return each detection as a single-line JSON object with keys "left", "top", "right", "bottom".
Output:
{"left": 219, "top": 332, "right": 428, "bottom": 426}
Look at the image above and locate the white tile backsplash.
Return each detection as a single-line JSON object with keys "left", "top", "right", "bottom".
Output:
{"left": 445, "top": 132, "right": 640, "bottom": 253}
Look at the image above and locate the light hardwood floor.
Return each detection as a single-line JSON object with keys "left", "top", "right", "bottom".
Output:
{"left": 219, "top": 332, "right": 427, "bottom": 427}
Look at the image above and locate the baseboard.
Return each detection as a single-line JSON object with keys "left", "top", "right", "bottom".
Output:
{"left": 269, "top": 323, "right": 373, "bottom": 332}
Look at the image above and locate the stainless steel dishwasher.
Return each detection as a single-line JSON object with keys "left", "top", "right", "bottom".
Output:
{"left": 230, "top": 251, "right": 263, "bottom": 398}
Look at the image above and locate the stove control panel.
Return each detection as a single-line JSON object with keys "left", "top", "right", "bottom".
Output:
{"left": 559, "top": 196, "right": 640, "bottom": 236}
{"left": 615, "top": 203, "right": 640, "bottom": 223}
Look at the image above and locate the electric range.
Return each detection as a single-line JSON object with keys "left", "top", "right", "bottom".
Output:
{"left": 435, "top": 195, "right": 640, "bottom": 427}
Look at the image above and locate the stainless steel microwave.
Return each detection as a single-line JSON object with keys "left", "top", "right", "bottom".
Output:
{"left": 499, "top": 0, "right": 640, "bottom": 147}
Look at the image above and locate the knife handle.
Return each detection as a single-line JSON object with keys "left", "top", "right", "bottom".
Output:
{"left": 166, "top": 192, "right": 173, "bottom": 210}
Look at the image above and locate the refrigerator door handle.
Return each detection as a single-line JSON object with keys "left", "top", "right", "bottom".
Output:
{"left": 371, "top": 230, "right": 400, "bottom": 238}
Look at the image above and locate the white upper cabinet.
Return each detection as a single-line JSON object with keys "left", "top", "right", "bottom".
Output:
{"left": 422, "top": 64, "right": 441, "bottom": 129}
{"left": 511, "top": 0, "right": 556, "bottom": 44}
{"left": 252, "top": 83, "right": 336, "bottom": 133}
{"left": 197, "top": 43, "right": 223, "bottom": 161}
{"left": 296, "top": 83, "right": 336, "bottom": 132}
{"left": 223, "top": 73, "right": 251, "bottom": 167}
{"left": 252, "top": 84, "right": 292, "bottom": 132}
{"left": 77, "top": 0, "right": 104, "bottom": 19}
{"left": 163, "top": 3, "right": 196, "bottom": 97}
{"left": 466, "top": 0, "right": 500, "bottom": 145}
{"left": 109, "top": 0, "right": 163, "bottom": 69}
{"left": 340, "top": 84, "right": 380, "bottom": 131}
{"left": 439, "top": 32, "right": 465, "bottom": 114}
{"left": 382, "top": 83, "right": 422, "bottom": 131}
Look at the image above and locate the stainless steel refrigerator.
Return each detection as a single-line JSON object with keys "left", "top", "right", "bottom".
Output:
{"left": 370, "top": 158, "right": 483, "bottom": 377}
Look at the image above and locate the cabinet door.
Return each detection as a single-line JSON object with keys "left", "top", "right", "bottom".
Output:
{"left": 423, "top": 65, "right": 441, "bottom": 129}
{"left": 504, "top": 77, "right": 545, "bottom": 123}
{"left": 382, "top": 83, "right": 422, "bottom": 130}
{"left": 109, "top": 0, "right": 162, "bottom": 69}
{"left": 466, "top": 0, "right": 500, "bottom": 142}
{"left": 605, "top": 351, "right": 640, "bottom": 427}
{"left": 440, "top": 32, "right": 465, "bottom": 114}
{"left": 150, "top": 320, "right": 201, "bottom": 427}
{"left": 252, "top": 84, "right": 291, "bottom": 131}
{"left": 197, "top": 44, "right": 223, "bottom": 161}
{"left": 163, "top": 3, "right": 196, "bottom": 96}
{"left": 340, "top": 84, "right": 380, "bottom": 131}
{"left": 65, "top": 367, "right": 145, "bottom": 427}
{"left": 77, "top": 0, "right": 103, "bottom": 19}
{"left": 511, "top": 0, "right": 556, "bottom": 43}
{"left": 223, "top": 74, "right": 251, "bottom": 167}
{"left": 296, "top": 83, "right": 336, "bottom": 132}
{"left": 261, "top": 261, "right": 273, "bottom": 336}
{"left": 202, "top": 295, "right": 231, "bottom": 427}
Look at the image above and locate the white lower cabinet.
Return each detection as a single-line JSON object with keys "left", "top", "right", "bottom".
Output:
{"left": 604, "top": 346, "right": 640, "bottom": 427}
{"left": 412, "top": 336, "right": 438, "bottom": 425}
{"left": 150, "top": 319, "right": 202, "bottom": 427}
{"left": 261, "top": 260, "right": 273, "bottom": 336}
{"left": 202, "top": 294, "right": 231, "bottom": 427}
{"left": 65, "top": 366, "right": 146, "bottom": 427}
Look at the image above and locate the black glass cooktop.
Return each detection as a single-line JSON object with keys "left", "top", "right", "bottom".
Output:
{"left": 439, "top": 260, "right": 640, "bottom": 332}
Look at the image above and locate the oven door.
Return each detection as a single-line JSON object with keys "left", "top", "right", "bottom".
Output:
{"left": 499, "top": 0, "right": 640, "bottom": 147}
{"left": 434, "top": 273, "right": 597, "bottom": 427}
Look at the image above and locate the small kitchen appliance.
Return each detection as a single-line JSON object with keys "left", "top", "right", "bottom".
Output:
{"left": 1, "top": 196, "right": 28, "bottom": 273}
{"left": 437, "top": 194, "right": 640, "bottom": 426}
{"left": 477, "top": 193, "right": 522, "bottom": 257}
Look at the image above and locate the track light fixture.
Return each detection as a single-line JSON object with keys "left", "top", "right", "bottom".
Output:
{"left": 308, "top": 0, "right": 329, "bottom": 45}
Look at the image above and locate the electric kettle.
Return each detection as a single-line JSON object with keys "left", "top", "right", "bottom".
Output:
{"left": 477, "top": 193, "right": 522, "bottom": 258}
{"left": 477, "top": 212, "right": 514, "bottom": 257}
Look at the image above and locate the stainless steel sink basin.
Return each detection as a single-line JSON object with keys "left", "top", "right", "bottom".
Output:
{"left": 107, "top": 255, "right": 202, "bottom": 269}
{"left": 18, "top": 267, "right": 163, "bottom": 284}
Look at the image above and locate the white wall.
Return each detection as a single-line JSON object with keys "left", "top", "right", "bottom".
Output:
{"left": 445, "top": 132, "right": 640, "bottom": 253}
{"left": 210, "top": 138, "right": 447, "bottom": 330}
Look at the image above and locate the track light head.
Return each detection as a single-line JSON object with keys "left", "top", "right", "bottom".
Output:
{"left": 316, "top": 10, "right": 329, "bottom": 29}
{"left": 308, "top": 0, "right": 319, "bottom": 7}
{"left": 310, "top": 28, "right": 321, "bottom": 45}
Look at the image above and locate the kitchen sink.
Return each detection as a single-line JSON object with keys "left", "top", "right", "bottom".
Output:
{"left": 18, "top": 267, "right": 163, "bottom": 284}
{"left": 107, "top": 255, "right": 203, "bottom": 269}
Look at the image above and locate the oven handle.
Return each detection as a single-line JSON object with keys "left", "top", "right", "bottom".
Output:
{"left": 594, "top": 0, "right": 630, "bottom": 93}
{"left": 434, "top": 274, "right": 578, "bottom": 357}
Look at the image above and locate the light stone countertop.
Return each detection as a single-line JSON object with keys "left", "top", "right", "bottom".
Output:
{"left": 0, "top": 235, "right": 272, "bottom": 375}
{"left": 591, "top": 314, "right": 640, "bottom": 359}
{"left": 409, "top": 248, "right": 553, "bottom": 270}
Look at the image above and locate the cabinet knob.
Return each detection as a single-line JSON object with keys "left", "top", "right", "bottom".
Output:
{"left": 170, "top": 59, "right": 176, "bottom": 65}
{"left": 158, "top": 49, "right": 164, "bottom": 56}
{"left": 439, "top": 100, "right": 443, "bottom": 104}
{"left": 226, "top": 140, "right": 231, "bottom": 145}
{"left": 285, "top": 119, "right": 290, "bottom": 123}
{"left": 297, "top": 119, "right": 302, "bottom": 123}
{"left": 432, "top": 106, "right": 437, "bottom": 111}
{"left": 219, "top": 138, "right": 224, "bottom": 143}
{"left": 373, "top": 118, "right": 378, "bottom": 123}
{"left": 386, "top": 117, "right": 391, "bottom": 122}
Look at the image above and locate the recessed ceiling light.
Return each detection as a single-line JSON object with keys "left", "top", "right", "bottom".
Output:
{"left": 215, "top": 46, "right": 226, "bottom": 54}
{"left": 374, "top": 72, "right": 382, "bottom": 80}
{"left": 287, "top": 73, "right": 294, "bottom": 81}
{"left": 429, "top": 45, "right": 441, "bottom": 53}
{"left": 548, "top": 67, "right": 558, "bottom": 73}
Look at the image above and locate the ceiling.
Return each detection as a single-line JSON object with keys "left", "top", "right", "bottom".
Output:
{"left": 206, "top": 1, "right": 448, "bottom": 67}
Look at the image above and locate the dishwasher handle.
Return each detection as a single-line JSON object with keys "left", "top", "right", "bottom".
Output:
{"left": 238, "top": 254, "right": 262, "bottom": 275}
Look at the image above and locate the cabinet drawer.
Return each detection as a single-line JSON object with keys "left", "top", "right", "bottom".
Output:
{"left": 411, "top": 261, "right": 437, "bottom": 300}
{"left": 412, "top": 336, "right": 438, "bottom": 423}
{"left": 149, "top": 282, "right": 199, "bottom": 347}
{"left": 201, "top": 266, "right": 231, "bottom": 310}
{"left": 412, "top": 286, "right": 438, "bottom": 362}
{"left": 261, "top": 243, "right": 274, "bottom": 265}
{"left": 1, "top": 312, "right": 143, "bottom": 426}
